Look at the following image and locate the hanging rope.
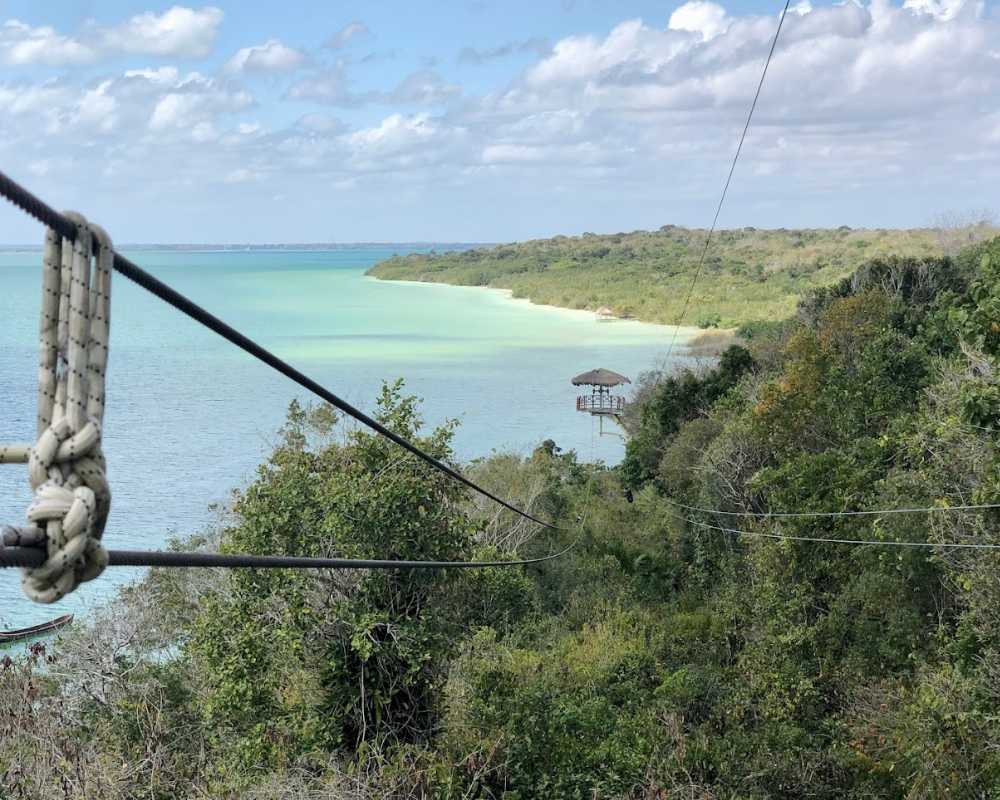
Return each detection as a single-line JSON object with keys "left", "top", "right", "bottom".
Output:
{"left": 0, "top": 169, "right": 555, "bottom": 533}
{"left": 0, "top": 215, "right": 114, "bottom": 602}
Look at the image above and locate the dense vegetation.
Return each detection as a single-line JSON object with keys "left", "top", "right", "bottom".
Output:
{"left": 6, "top": 237, "right": 1000, "bottom": 797}
{"left": 367, "top": 226, "right": 948, "bottom": 327}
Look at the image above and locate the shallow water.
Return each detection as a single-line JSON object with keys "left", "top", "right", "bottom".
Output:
{"left": 0, "top": 247, "right": 693, "bottom": 631}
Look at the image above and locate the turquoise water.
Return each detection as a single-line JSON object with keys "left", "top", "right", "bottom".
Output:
{"left": 0, "top": 248, "right": 692, "bottom": 631}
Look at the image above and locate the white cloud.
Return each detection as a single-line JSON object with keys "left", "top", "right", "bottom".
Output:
{"left": 149, "top": 86, "right": 254, "bottom": 131}
{"left": 190, "top": 121, "right": 218, "bottom": 142}
{"left": 224, "top": 39, "right": 306, "bottom": 74}
{"left": 0, "top": 81, "right": 72, "bottom": 116}
{"left": 288, "top": 67, "right": 461, "bottom": 108}
{"left": 901, "top": 0, "right": 982, "bottom": 21}
{"left": 0, "top": 20, "right": 97, "bottom": 65}
{"left": 0, "top": 81, "right": 83, "bottom": 135}
{"left": 2, "top": 1, "right": 1000, "bottom": 237}
{"left": 286, "top": 68, "right": 353, "bottom": 105}
{"left": 0, "top": 6, "right": 223, "bottom": 66}
{"left": 458, "top": 37, "right": 550, "bottom": 65}
{"left": 223, "top": 167, "right": 260, "bottom": 184}
{"left": 481, "top": 141, "right": 606, "bottom": 165}
{"left": 27, "top": 159, "right": 53, "bottom": 176}
{"left": 123, "top": 67, "right": 182, "bottom": 86}
{"left": 148, "top": 80, "right": 254, "bottom": 131}
{"left": 149, "top": 94, "right": 198, "bottom": 129}
{"left": 99, "top": 6, "right": 224, "bottom": 58}
{"left": 508, "top": 0, "right": 1000, "bottom": 127}
{"left": 326, "top": 21, "right": 370, "bottom": 49}
{"left": 295, "top": 112, "right": 346, "bottom": 134}
{"left": 385, "top": 70, "right": 461, "bottom": 105}
{"left": 524, "top": 20, "right": 686, "bottom": 88}
{"left": 481, "top": 143, "right": 542, "bottom": 164}
{"left": 343, "top": 113, "right": 469, "bottom": 171}
{"left": 435, "top": 0, "right": 1000, "bottom": 211}
{"left": 348, "top": 113, "right": 438, "bottom": 152}
{"left": 75, "top": 80, "right": 118, "bottom": 132}
{"left": 668, "top": 1, "right": 730, "bottom": 41}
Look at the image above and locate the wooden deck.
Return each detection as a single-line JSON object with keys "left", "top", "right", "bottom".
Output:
{"left": 576, "top": 395, "right": 625, "bottom": 415}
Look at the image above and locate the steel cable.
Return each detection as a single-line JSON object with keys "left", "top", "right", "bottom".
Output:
{"left": 664, "top": 497, "right": 1000, "bottom": 519}
{"left": 0, "top": 525, "right": 577, "bottom": 570}
{"left": 0, "top": 168, "right": 556, "bottom": 533}
{"left": 663, "top": 0, "right": 791, "bottom": 363}
{"left": 668, "top": 510, "right": 1000, "bottom": 550}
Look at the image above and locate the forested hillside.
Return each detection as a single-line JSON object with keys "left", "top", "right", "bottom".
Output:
{"left": 5, "top": 238, "right": 1000, "bottom": 798}
{"left": 367, "top": 226, "right": 948, "bottom": 327}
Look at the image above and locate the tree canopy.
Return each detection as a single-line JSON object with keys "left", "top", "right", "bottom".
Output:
{"left": 6, "top": 238, "right": 1000, "bottom": 798}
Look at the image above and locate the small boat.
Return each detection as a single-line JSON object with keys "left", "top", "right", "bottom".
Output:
{"left": 0, "top": 613, "right": 74, "bottom": 643}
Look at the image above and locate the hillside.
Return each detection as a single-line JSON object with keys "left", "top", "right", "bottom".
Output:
{"left": 367, "top": 226, "right": 943, "bottom": 327}
{"left": 8, "top": 240, "right": 1000, "bottom": 797}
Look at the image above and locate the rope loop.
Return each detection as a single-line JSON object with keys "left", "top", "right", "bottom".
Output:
{"left": 17, "top": 212, "right": 113, "bottom": 603}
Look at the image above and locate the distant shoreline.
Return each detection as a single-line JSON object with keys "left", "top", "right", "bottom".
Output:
{"left": 365, "top": 225, "right": 945, "bottom": 328}
{"left": 365, "top": 274, "right": 716, "bottom": 351}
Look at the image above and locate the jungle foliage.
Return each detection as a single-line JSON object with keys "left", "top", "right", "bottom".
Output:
{"left": 5, "top": 239, "right": 1000, "bottom": 798}
{"left": 366, "top": 225, "right": 946, "bottom": 327}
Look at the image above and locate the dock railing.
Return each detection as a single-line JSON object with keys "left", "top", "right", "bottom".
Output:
{"left": 576, "top": 395, "right": 625, "bottom": 414}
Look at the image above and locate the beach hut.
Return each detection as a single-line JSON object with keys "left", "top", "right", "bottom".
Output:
{"left": 572, "top": 368, "right": 630, "bottom": 416}
{"left": 572, "top": 368, "right": 630, "bottom": 439}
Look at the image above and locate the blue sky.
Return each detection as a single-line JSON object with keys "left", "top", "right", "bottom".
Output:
{"left": 0, "top": 0, "right": 998, "bottom": 243}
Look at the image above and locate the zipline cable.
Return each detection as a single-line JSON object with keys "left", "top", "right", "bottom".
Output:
{"left": 0, "top": 168, "right": 555, "bottom": 533}
{"left": 0, "top": 4, "right": 793, "bottom": 578}
{"left": 663, "top": 0, "right": 791, "bottom": 364}
{"left": 664, "top": 497, "right": 1000, "bottom": 519}
{"left": 0, "top": 525, "right": 577, "bottom": 570}
{"left": 669, "top": 510, "right": 1000, "bottom": 551}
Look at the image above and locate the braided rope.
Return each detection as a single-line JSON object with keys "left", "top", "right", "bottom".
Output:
{"left": 0, "top": 172, "right": 577, "bottom": 581}
{"left": 0, "top": 214, "right": 113, "bottom": 603}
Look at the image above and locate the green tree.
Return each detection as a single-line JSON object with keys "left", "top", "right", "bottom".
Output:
{"left": 187, "top": 382, "right": 484, "bottom": 774}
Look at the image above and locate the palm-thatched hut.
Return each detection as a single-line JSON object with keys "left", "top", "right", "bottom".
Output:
{"left": 572, "top": 368, "right": 630, "bottom": 416}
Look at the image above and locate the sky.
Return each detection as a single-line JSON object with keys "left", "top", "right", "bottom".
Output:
{"left": 0, "top": 0, "right": 998, "bottom": 243}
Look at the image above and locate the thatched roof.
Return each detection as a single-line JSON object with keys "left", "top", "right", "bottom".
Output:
{"left": 595, "top": 306, "right": 616, "bottom": 317}
{"left": 571, "top": 368, "right": 631, "bottom": 387}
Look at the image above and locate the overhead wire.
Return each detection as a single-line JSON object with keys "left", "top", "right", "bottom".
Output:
{"left": 662, "top": 0, "right": 792, "bottom": 364}
{"left": 667, "top": 509, "right": 1000, "bottom": 551}
{"left": 663, "top": 497, "right": 1000, "bottom": 519}
{"left": 646, "top": 3, "right": 1000, "bottom": 549}
{"left": 0, "top": 525, "right": 578, "bottom": 570}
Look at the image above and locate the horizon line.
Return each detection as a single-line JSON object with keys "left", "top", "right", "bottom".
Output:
{"left": 0, "top": 241, "right": 495, "bottom": 250}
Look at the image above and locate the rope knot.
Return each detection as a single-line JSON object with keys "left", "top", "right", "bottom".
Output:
{"left": 12, "top": 212, "right": 115, "bottom": 603}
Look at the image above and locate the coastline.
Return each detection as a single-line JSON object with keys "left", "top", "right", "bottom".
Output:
{"left": 364, "top": 275, "right": 717, "bottom": 348}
